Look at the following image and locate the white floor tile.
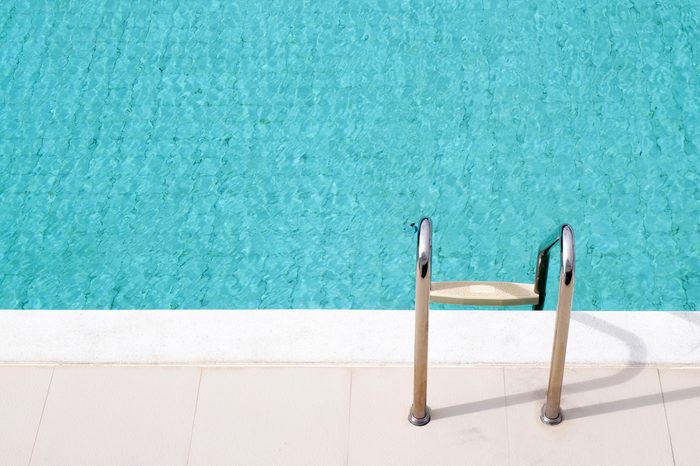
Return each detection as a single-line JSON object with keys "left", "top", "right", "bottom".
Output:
{"left": 0, "top": 364, "right": 694, "bottom": 466}
{"left": 30, "top": 366, "right": 200, "bottom": 466}
{"left": 505, "top": 367, "right": 674, "bottom": 466}
{"left": 188, "top": 367, "right": 351, "bottom": 466}
{"left": 348, "top": 367, "right": 508, "bottom": 466}
{"left": 659, "top": 369, "right": 700, "bottom": 466}
{"left": 0, "top": 366, "right": 53, "bottom": 465}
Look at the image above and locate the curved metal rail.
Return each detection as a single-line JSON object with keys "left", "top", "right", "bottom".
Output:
{"left": 409, "top": 220, "right": 575, "bottom": 426}
{"left": 409, "top": 217, "right": 432, "bottom": 426}
{"left": 535, "top": 224, "right": 575, "bottom": 425}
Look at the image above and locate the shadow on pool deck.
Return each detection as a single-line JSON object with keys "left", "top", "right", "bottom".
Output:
{"left": 432, "top": 311, "right": 675, "bottom": 421}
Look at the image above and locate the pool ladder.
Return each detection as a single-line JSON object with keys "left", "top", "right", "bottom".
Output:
{"left": 409, "top": 218, "right": 575, "bottom": 426}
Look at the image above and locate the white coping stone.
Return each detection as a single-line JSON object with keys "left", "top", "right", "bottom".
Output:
{"left": 0, "top": 310, "right": 697, "bottom": 365}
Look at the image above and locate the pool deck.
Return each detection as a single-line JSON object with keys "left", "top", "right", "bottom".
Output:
{"left": 0, "top": 310, "right": 698, "bottom": 465}
{"left": 1, "top": 364, "right": 698, "bottom": 465}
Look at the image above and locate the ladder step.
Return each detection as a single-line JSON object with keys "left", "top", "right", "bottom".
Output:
{"left": 430, "top": 281, "right": 539, "bottom": 306}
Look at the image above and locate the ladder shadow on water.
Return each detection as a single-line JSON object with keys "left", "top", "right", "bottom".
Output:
{"left": 431, "top": 312, "right": 700, "bottom": 422}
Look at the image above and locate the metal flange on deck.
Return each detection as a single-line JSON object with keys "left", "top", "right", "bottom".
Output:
{"left": 408, "top": 218, "right": 575, "bottom": 426}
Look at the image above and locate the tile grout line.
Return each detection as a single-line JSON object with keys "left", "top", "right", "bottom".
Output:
{"left": 502, "top": 367, "right": 511, "bottom": 466}
{"left": 185, "top": 368, "right": 203, "bottom": 466}
{"left": 345, "top": 368, "right": 353, "bottom": 466}
{"left": 27, "top": 367, "right": 54, "bottom": 466}
{"left": 657, "top": 369, "right": 676, "bottom": 466}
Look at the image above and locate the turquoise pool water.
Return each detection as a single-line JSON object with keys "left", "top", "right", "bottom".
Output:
{"left": 1, "top": 1, "right": 698, "bottom": 310}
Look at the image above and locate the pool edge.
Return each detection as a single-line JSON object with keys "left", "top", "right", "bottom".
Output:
{"left": 0, "top": 310, "right": 697, "bottom": 365}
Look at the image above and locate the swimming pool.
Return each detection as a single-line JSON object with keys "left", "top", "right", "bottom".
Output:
{"left": 0, "top": 1, "right": 697, "bottom": 310}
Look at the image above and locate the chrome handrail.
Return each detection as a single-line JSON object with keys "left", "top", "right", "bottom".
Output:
{"left": 533, "top": 224, "right": 575, "bottom": 425}
{"left": 409, "top": 217, "right": 431, "bottom": 426}
{"left": 408, "top": 220, "right": 574, "bottom": 427}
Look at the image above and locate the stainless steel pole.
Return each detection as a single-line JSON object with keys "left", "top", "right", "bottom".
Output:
{"left": 409, "top": 218, "right": 431, "bottom": 426}
{"left": 539, "top": 225, "right": 575, "bottom": 425}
